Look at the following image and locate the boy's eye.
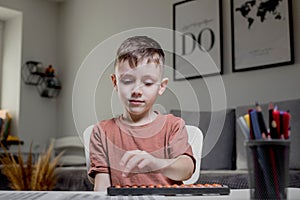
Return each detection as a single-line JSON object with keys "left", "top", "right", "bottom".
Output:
{"left": 144, "top": 81, "right": 154, "bottom": 86}
{"left": 120, "top": 79, "right": 134, "bottom": 85}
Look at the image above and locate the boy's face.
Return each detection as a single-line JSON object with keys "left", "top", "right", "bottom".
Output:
{"left": 111, "top": 59, "right": 168, "bottom": 119}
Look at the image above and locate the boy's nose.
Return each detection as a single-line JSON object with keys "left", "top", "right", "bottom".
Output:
{"left": 131, "top": 84, "right": 143, "bottom": 97}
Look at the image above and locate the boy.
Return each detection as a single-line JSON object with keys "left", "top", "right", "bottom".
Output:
{"left": 88, "top": 36, "right": 195, "bottom": 191}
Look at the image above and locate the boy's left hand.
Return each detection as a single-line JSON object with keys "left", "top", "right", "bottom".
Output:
{"left": 120, "top": 150, "right": 168, "bottom": 177}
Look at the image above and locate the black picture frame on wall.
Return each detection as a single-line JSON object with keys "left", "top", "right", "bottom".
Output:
{"left": 231, "top": 0, "right": 294, "bottom": 72}
{"left": 173, "top": 0, "right": 223, "bottom": 81}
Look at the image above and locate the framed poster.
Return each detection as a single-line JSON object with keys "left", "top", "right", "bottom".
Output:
{"left": 173, "top": 0, "right": 223, "bottom": 80}
{"left": 231, "top": 0, "right": 294, "bottom": 72}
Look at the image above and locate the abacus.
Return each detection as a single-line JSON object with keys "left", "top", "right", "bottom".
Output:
{"left": 107, "top": 183, "right": 230, "bottom": 196}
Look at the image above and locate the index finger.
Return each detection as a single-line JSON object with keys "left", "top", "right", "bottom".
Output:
{"left": 120, "top": 150, "right": 141, "bottom": 167}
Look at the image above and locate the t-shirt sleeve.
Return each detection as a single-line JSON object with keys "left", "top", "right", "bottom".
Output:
{"left": 88, "top": 124, "right": 109, "bottom": 179}
{"left": 168, "top": 117, "right": 196, "bottom": 171}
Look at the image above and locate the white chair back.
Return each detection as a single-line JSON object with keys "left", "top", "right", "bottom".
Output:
{"left": 83, "top": 125, "right": 94, "bottom": 183}
{"left": 183, "top": 125, "right": 203, "bottom": 184}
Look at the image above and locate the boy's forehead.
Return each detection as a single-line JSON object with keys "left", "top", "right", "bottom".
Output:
{"left": 116, "top": 60, "right": 162, "bottom": 75}
{"left": 116, "top": 59, "right": 162, "bottom": 71}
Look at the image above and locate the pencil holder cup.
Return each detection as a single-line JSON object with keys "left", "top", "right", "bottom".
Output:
{"left": 245, "top": 140, "right": 290, "bottom": 200}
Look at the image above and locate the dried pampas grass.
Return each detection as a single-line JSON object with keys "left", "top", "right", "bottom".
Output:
{"left": 0, "top": 142, "right": 63, "bottom": 190}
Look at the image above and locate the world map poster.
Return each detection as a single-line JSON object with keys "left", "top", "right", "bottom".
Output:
{"left": 231, "top": 0, "right": 294, "bottom": 71}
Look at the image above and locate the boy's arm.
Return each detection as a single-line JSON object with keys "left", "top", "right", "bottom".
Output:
{"left": 160, "top": 154, "right": 194, "bottom": 181}
{"left": 94, "top": 173, "right": 111, "bottom": 191}
{"left": 120, "top": 150, "right": 194, "bottom": 181}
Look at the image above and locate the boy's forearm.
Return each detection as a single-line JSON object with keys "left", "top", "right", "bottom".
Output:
{"left": 160, "top": 155, "right": 194, "bottom": 181}
{"left": 94, "top": 173, "right": 111, "bottom": 191}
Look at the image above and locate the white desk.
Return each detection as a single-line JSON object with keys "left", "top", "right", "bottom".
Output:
{"left": 167, "top": 188, "right": 300, "bottom": 200}
{"left": 0, "top": 188, "right": 299, "bottom": 200}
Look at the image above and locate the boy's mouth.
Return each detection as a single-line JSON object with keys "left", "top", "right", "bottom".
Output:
{"left": 129, "top": 99, "right": 145, "bottom": 105}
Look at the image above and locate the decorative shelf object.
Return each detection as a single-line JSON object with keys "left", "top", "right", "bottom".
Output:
{"left": 22, "top": 61, "right": 62, "bottom": 98}
{"left": 37, "top": 76, "right": 62, "bottom": 98}
{"left": 21, "top": 61, "right": 45, "bottom": 85}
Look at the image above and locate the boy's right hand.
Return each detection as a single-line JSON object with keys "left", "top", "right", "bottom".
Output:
{"left": 120, "top": 150, "right": 169, "bottom": 177}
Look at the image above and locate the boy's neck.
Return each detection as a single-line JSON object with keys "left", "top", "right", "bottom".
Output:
{"left": 121, "top": 111, "right": 158, "bottom": 126}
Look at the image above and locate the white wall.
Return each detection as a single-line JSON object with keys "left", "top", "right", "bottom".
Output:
{"left": 0, "top": 7, "right": 22, "bottom": 136}
{"left": 57, "top": 0, "right": 177, "bottom": 136}
{"left": 57, "top": 0, "right": 300, "bottom": 138}
{"left": 0, "top": 20, "right": 3, "bottom": 106}
{"left": 0, "top": 0, "right": 59, "bottom": 151}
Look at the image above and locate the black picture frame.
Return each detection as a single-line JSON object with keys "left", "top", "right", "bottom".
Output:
{"left": 173, "top": 0, "right": 223, "bottom": 81}
{"left": 231, "top": 0, "right": 294, "bottom": 72}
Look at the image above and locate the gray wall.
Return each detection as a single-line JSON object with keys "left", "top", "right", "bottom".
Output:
{"left": 0, "top": 0, "right": 58, "bottom": 151}
{"left": 57, "top": 0, "right": 300, "bottom": 138}
{"left": 0, "top": 0, "right": 299, "bottom": 148}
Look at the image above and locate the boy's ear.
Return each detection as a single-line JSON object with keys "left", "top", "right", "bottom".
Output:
{"left": 111, "top": 74, "right": 118, "bottom": 91}
{"left": 158, "top": 78, "right": 168, "bottom": 95}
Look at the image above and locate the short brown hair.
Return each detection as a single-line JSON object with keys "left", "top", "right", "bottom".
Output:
{"left": 115, "top": 36, "right": 165, "bottom": 68}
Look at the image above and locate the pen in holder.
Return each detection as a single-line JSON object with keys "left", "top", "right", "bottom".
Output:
{"left": 245, "top": 140, "right": 290, "bottom": 200}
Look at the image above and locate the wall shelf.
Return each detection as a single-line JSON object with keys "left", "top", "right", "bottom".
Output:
{"left": 21, "top": 61, "right": 44, "bottom": 85}
{"left": 22, "top": 61, "right": 62, "bottom": 98}
{"left": 37, "top": 77, "right": 62, "bottom": 98}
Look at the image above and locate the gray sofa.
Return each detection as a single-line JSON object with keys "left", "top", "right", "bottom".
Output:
{"left": 171, "top": 98, "right": 300, "bottom": 189}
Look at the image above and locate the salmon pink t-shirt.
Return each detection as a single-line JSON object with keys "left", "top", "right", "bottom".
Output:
{"left": 88, "top": 113, "right": 195, "bottom": 186}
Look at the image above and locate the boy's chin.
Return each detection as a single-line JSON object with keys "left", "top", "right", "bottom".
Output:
{"left": 128, "top": 110, "right": 146, "bottom": 117}
{"left": 127, "top": 108, "right": 151, "bottom": 117}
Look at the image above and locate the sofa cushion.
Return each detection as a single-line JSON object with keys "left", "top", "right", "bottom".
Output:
{"left": 236, "top": 98, "right": 300, "bottom": 170}
{"left": 170, "top": 109, "right": 236, "bottom": 170}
